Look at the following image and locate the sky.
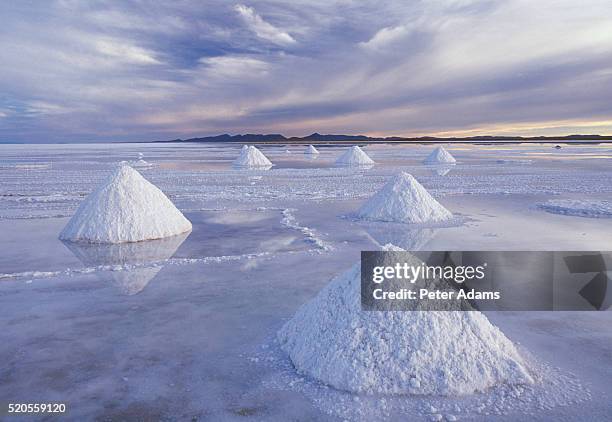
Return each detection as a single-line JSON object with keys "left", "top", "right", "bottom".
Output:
{"left": 1, "top": 0, "right": 612, "bottom": 143}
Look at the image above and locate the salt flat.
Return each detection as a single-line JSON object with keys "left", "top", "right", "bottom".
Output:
{"left": 0, "top": 142, "right": 611, "bottom": 421}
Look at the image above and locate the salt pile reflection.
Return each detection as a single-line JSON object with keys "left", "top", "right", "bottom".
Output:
{"left": 62, "top": 232, "right": 189, "bottom": 295}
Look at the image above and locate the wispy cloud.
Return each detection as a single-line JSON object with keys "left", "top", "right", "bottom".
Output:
{"left": 94, "top": 39, "right": 161, "bottom": 65}
{"left": 198, "top": 55, "right": 269, "bottom": 79}
{"left": 25, "top": 101, "right": 72, "bottom": 116}
{"left": 360, "top": 25, "right": 410, "bottom": 49}
{"left": 234, "top": 4, "right": 296, "bottom": 46}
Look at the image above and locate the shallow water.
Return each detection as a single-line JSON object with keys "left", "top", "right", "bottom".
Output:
{"left": 0, "top": 142, "right": 611, "bottom": 421}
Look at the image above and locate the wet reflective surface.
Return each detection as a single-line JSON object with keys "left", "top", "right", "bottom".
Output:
{"left": 0, "top": 142, "right": 611, "bottom": 420}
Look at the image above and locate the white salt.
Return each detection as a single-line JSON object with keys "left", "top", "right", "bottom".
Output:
{"left": 365, "top": 226, "right": 438, "bottom": 251}
{"left": 59, "top": 165, "right": 192, "bottom": 243}
{"left": 131, "top": 159, "right": 153, "bottom": 169}
{"left": 129, "top": 152, "right": 153, "bottom": 169}
{"left": 335, "top": 146, "right": 375, "bottom": 166}
{"left": 538, "top": 199, "right": 612, "bottom": 218}
{"left": 357, "top": 172, "right": 453, "bottom": 224}
{"left": 278, "top": 258, "right": 534, "bottom": 396}
{"left": 424, "top": 146, "right": 456, "bottom": 164}
{"left": 121, "top": 154, "right": 153, "bottom": 169}
{"left": 431, "top": 165, "right": 453, "bottom": 176}
{"left": 233, "top": 146, "right": 273, "bottom": 168}
{"left": 306, "top": 145, "right": 319, "bottom": 155}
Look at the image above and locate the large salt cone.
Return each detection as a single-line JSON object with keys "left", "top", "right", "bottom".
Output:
{"left": 424, "top": 146, "right": 456, "bottom": 164}
{"left": 278, "top": 252, "right": 534, "bottom": 395}
{"left": 233, "top": 146, "right": 273, "bottom": 168}
{"left": 335, "top": 146, "right": 375, "bottom": 166}
{"left": 357, "top": 172, "right": 452, "bottom": 224}
{"left": 60, "top": 165, "right": 192, "bottom": 243}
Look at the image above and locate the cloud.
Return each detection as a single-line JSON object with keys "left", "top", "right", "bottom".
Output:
{"left": 360, "top": 25, "right": 410, "bottom": 49}
{"left": 234, "top": 4, "right": 296, "bottom": 45}
{"left": 198, "top": 55, "right": 269, "bottom": 79}
{"left": 86, "top": 9, "right": 186, "bottom": 34}
{"left": 25, "top": 101, "right": 72, "bottom": 116}
{"left": 94, "top": 39, "right": 161, "bottom": 65}
{"left": 1, "top": 0, "right": 612, "bottom": 142}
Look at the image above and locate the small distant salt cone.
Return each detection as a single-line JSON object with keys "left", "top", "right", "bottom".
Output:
{"left": 306, "top": 145, "right": 319, "bottom": 155}
{"left": 131, "top": 152, "right": 153, "bottom": 169}
{"left": 59, "top": 165, "right": 192, "bottom": 243}
{"left": 335, "top": 146, "right": 375, "bottom": 166}
{"left": 278, "top": 255, "right": 534, "bottom": 395}
{"left": 424, "top": 146, "right": 456, "bottom": 164}
{"left": 357, "top": 172, "right": 452, "bottom": 224}
{"left": 233, "top": 146, "right": 273, "bottom": 168}
{"left": 241, "top": 145, "right": 249, "bottom": 152}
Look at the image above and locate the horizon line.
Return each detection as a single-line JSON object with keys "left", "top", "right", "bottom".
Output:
{"left": 3, "top": 132, "right": 612, "bottom": 145}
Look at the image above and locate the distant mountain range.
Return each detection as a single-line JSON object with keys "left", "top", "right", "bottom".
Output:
{"left": 165, "top": 133, "right": 383, "bottom": 143}
{"left": 162, "top": 133, "right": 612, "bottom": 144}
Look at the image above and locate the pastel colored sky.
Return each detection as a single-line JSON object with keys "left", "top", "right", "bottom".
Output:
{"left": 1, "top": 0, "right": 612, "bottom": 142}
